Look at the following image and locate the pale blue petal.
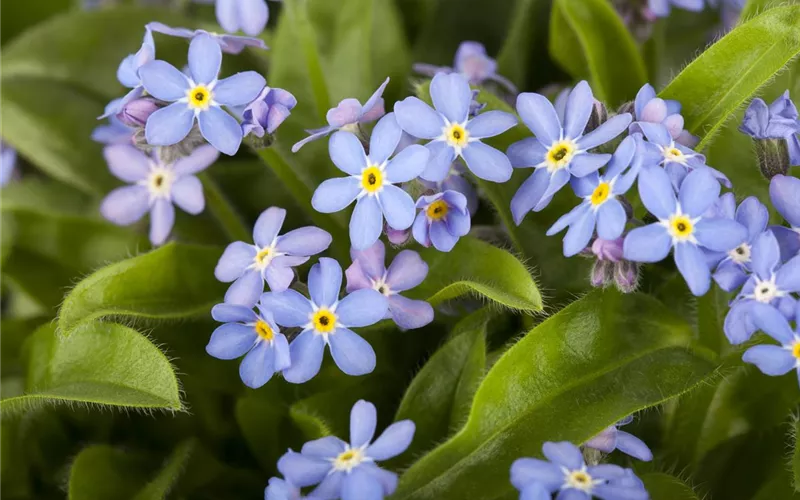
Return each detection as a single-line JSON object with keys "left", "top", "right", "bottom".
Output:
{"left": 563, "top": 80, "right": 593, "bottom": 139}
{"left": 291, "top": 127, "right": 334, "bottom": 153}
{"left": 361, "top": 77, "right": 390, "bottom": 123}
{"left": 224, "top": 270, "right": 263, "bottom": 306}
{"left": 312, "top": 177, "right": 361, "bottom": 213}
{"left": 569, "top": 153, "right": 609, "bottom": 177}
{"left": 276, "top": 451, "right": 330, "bottom": 487}
{"left": 743, "top": 345, "right": 797, "bottom": 376}
{"left": 172, "top": 144, "right": 219, "bottom": 176}
{"left": 446, "top": 210, "right": 471, "bottom": 237}
{"left": 282, "top": 329, "right": 326, "bottom": 384}
{"left": 461, "top": 141, "right": 512, "bottom": 182}
{"left": 634, "top": 84, "right": 656, "bottom": 118}
{"left": 511, "top": 168, "right": 550, "bottom": 224}
{"left": 310, "top": 472, "right": 344, "bottom": 500}
{"left": 206, "top": 323, "right": 256, "bottom": 360}
{"left": 637, "top": 166, "right": 677, "bottom": 219}
{"left": 145, "top": 102, "right": 195, "bottom": 146}
{"left": 547, "top": 203, "right": 589, "bottom": 236}
{"left": 328, "top": 327, "right": 376, "bottom": 376}
{"left": 776, "top": 254, "right": 800, "bottom": 292}
{"left": 623, "top": 223, "right": 672, "bottom": 262}
{"left": 215, "top": 0, "right": 239, "bottom": 32}
{"left": 253, "top": 207, "right": 287, "bottom": 247}
{"left": 637, "top": 121, "right": 672, "bottom": 145}
{"left": 535, "top": 168, "right": 571, "bottom": 211}
{"left": 576, "top": 113, "right": 632, "bottom": 151}
{"left": 239, "top": 340, "right": 276, "bottom": 388}
{"left": 750, "top": 302, "right": 795, "bottom": 344}
{"left": 189, "top": 33, "right": 222, "bottom": 84}
{"left": 386, "top": 250, "right": 427, "bottom": 291}
{"left": 542, "top": 441, "right": 584, "bottom": 469}
{"left": 596, "top": 198, "right": 626, "bottom": 240}
{"left": 421, "top": 141, "right": 455, "bottom": 182}
{"left": 342, "top": 468, "right": 383, "bottom": 500}
{"left": 430, "top": 72, "right": 471, "bottom": 123}
{"left": 100, "top": 185, "right": 150, "bottom": 225}
{"left": 521, "top": 483, "right": 551, "bottom": 500}
{"left": 103, "top": 145, "right": 150, "bottom": 182}
{"left": 679, "top": 168, "right": 720, "bottom": 218}
{"left": 562, "top": 209, "right": 596, "bottom": 257}
{"left": 412, "top": 213, "right": 431, "bottom": 247}
{"left": 350, "top": 195, "right": 384, "bottom": 251}
{"left": 713, "top": 259, "right": 749, "bottom": 292}
{"left": 261, "top": 290, "right": 313, "bottom": 327}
{"left": 366, "top": 420, "right": 415, "bottom": 461}
{"left": 388, "top": 295, "right": 434, "bottom": 330}
{"left": 736, "top": 196, "right": 769, "bottom": 238}
{"left": 466, "top": 110, "right": 518, "bottom": 139}
{"left": 237, "top": 0, "right": 269, "bottom": 36}
{"left": 264, "top": 262, "right": 299, "bottom": 293}
{"left": 507, "top": 137, "right": 547, "bottom": 168}
{"left": 384, "top": 144, "right": 428, "bottom": 183}
{"left": 198, "top": 106, "right": 243, "bottom": 156}
{"left": 675, "top": 242, "right": 711, "bottom": 296}
{"left": 430, "top": 220, "right": 459, "bottom": 251}
{"left": 394, "top": 97, "right": 445, "bottom": 140}
{"left": 308, "top": 257, "right": 342, "bottom": 308}
{"left": 211, "top": 303, "right": 257, "bottom": 323}
{"left": 350, "top": 400, "right": 378, "bottom": 448}
{"left": 369, "top": 113, "right": 402, "bottom": 165}
{"left": 330, "top": 131, "right": 367, "bottom": 175}
{"left": 694, "top": 218, "right": 747, "bottom": 252}
{"left": 751, "top": 230, "right": 781, "bottom": 279}
{"left": 139, "top": 61, "right": 189, "bottom": 101}
{"left": 511, "top": 458, "right": 563, "bottom": 492}
{"left": 149, "top": 198, "right": 175, "bottom": 246}
{"left": 615, "top": 431, "right": 653, "bottom": 461}
{"left": 276, "top": 227, "right": 332, "bottom": 256}
{"left": 770, "top": 174, "right": 800, "bottom": 226}
{"left": 215, "top": 242, "right": 256, "bottom": 282}
{"left": 213, "top": 72, "right": 266, "bottom": 106}
{"left": 379, "top": 185, "right": 416, "bottom": 230}
{"left": 516, "top": 92, "right": 561, "bottom": 145}
{"left": 302, "top": 436, "right": 347, "bottom": 458}
{"left": 350, "top": 240, "right": 386, "bottom": 281}
{"left": 604, "top": 135, "right": 636, "bottom": 179}
{"left": 336, "top": 289, "right": 388, "bottom": 327}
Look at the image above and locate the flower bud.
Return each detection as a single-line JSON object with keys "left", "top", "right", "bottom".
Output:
{"left": 590, "top": 260, "right": 614, "bottom": 288}
{"left": 754, "top": 138, "right": 790, "bottom": 179}
{"left": 614, "top": 260, "right": 639, "bottom": 293}
{"left": 386, "top": 227, "right": 411, "bottom": 246}
{"left": 591, "top": 237, "right": 624, "bottom": 262}
{"left": 242, "top": 86, "right": 297, "bottom": 139}
{"left": 585, "top": 100, "right": 608, "bottom": 134}
{"left": 118, "top": 97, "right": 160, "bottom": 128}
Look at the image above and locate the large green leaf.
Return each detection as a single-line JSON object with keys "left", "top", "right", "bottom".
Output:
{"left": 412, "top": 236, "right": 542, "bottom": 313}
{"left": 1, "top": 322, "right": 182, "bottom": 419}
{"left": 549, "top": 0, "right": 647, "bottom": 106}
{"left": 659, "top": 5, "right": 800, "bottom": 149}
{"left": 132, "top": 440, "right": 196, "bottom": 500}
{"left": 57, "top": 243, "right": 226, "bottom": 336}
{"left": 394, "top": 310, "right": 487, "bottom": 466}
{"left": 641, "top": 473, "right": 701, "bottom": 500}
{"left": 393, "top": 290, "right": 716, "bottom": 500}
{"left": 68, "top": 445, "right": 152, "bottom": 500}
{"left": 236, "top": 394, "right": 289, "bottom": 473}
{"left": 0, "top": 0, "right": 71, "bottom": 44}
{"left": 496, "top": 0, "right": 552, "bottom": 89}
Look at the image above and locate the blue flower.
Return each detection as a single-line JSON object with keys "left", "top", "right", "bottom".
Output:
{"left": 546, "top": 136, "right": 640, "bottom": 257}
{"left": 261, "top": 258, "right": 388, "bottom": 383}
{"left": 264, "top": 477, "right": 303, "bottom": 500}
{"left": 147, "top": 22, "right": 267, "bottom": 54}
{"left": 510, "top": 441, "right": 649, "bottom": 500}
{"left": 629, "top": 83, "right": 697, "bottom": 147}
{"left": 742, "top": 301, "right": 800, "bottom": 387}
{"left": 740, "top": 91, "right": 800, "bottom": 166}
{"left": 215, "top": 207, "right": 332, "bottom": 307}
{"left": 207, "top": 301, "right": 290, "bottom": 388}
{"left": 420, "top": 161, "right": 479, "bottom": 215}
{"left": 92, "top": 99, "right": 136, "bottom": 145}
{"left": 584, "top": 416, "right": 653, "bottom": 462}
{"left": 649, "top": 0, "right": 704, "bottom": 17}
{"left": 723, "top": 230, "right": 800, "bottom": 344}
{"left": 413, "top": 190, "right": 471, "bottom": 252}
{"left": 413, "top": 41, "right": 518, "bottom": 94}
{"left": 394, "top": 72, "right": 518, "bottom": 183}
{"left": 277, "top": 400, "right": 415, "bottom": 499}
{"left": 214, "top": 0, "right": 270, "bottom": 36}
{"left": 623, "top": 167, "right": 747, "bottom": 296}
{"left": 100, "top": 28, "right": 155, "bottom": 118}
{"left": 139, "top": 33, "right": 266, "bottom": 155}
{"left": 507, "top": 81, "right": 632, "bottom": 222}
{"left": 770, "top": 174, "right": 800, "bottom": 260}
{"left": 292, "top": 78, "right": 390, "bottom": 152}
{"left": 707, "top": 194, "right": 769, "bottom": 292}
{"left": 637, "top": 122, "right": 731, "bottom": 190}
{"left": 1, "top": 141, "right": 17, "bottom": 187}
{"left": 242, "top": 86, "right": 297, "bottom": 138}
{"left": 100, "top": 144, "right": 219, "bottom": 245}
{"left": 345, "top": 240, "right": 434, "bottom": 330}
{"left": 312, "top": 113, "right": 429, "bottom": 250}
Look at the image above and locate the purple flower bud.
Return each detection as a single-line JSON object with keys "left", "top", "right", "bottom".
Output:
{"left": 118, "top": 97, "right": 161, "bottom": 128}
{"left": 614, "top": 260, "right": 639, "bottom": 293}
{"left": 386, "top": 227, "right": 411, "bottom": 246}
{"left": 242, "top": 86, "right": 298, "bottom": 138}
{"left": 590, "top": 260, "right": 614, "bottom": 288}
{"left": 591, "top": 237, "right": 625, "bottom": 262}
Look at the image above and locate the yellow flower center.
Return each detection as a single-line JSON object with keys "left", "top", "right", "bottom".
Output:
{"left": 663, "top": 146, "right": 685, "bottom": 163}
{"left": 792, "top": 343, "right": 800, "bottom": 360}
{"left": 445, "top": 124, "right": 469, "bottom": 148}
{"left": 147, "top": 167, "right": 173, "bottom": 198}
{"left": 426, "top": 200, "right": 449, "bottom": 221}
{"left": 361, "top": 166, "right": 383, "bottom": 194}
{"left": 187, "top": 85, "right": 212, "bottom": 110}
{"left": 333, "top": 447, "right": 364, "bottom": 472}
{"left": 546, "top": 140, "right": 576, "bottom": 171}
{"left": 668, "top": 215, "right": 694, "bottom": 240}
{"left": 312, "top": 309, "right": 337, "bottom": 333}
{"left": 590, "top": 182, "right": 611, "bottom": 206}
{"left": 254, "top": 319, "right": 274, "bottom": 341}
{"left": 565, "top": 470, "right": 594, "bottom": 491}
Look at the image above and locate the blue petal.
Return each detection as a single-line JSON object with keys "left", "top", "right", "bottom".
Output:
{"left": 562, "top": 209, "right": 596, "bottom": 257}
{"left": 584, "top": 426, "right": 617, "bottom": 453}
{"left": 542, "top": 441, "right": 584, "bottom": 470}
{"left": 569, "top": 153, "right": 610, "bottom": 177}
{"left": 291, "top": 127, "right": 334, "bottom": 153}
{"left": 253, "top": 207, "right": 286, "bottom": 247}
{"left": 623, "top": 223, "right": 672, "bottom": 262}
{"left": 614, "top": 431, "right": 653, "bottom": 461}
{"left": 361, "top": 464, "right": 398, "bottom": 496}
{"left": 466, "top": 110, "right": 518, "bottom": 138}
{"left": 750, "top": 302, "right": 795, "bottom": 344}
{"left": 350, "top": 400, "right": 378, "bottom": 448}
{"left": 282, "top": 329, "right": 326, "bottom": 384}
{"left": 751, "top": 230, "right": 781, "bottom": 279}
{"left": 461, "top": 141, "right": 512, "bottom": 182}
{"left": 206, "top": 323, "right": 256, "bottom": 360}
{"left": 556, "top": 489, "right": 590, "bottom": 500}
{"left": 366, "top": 420, "right": 415, "bottom": 460}
{"left": 770, "top": 174, "right": 800, "bottom": 226}
{"left": 368, "top": 113, "right": 402, "bottom": 165}
{"left": 430, "top": 220, "right": 459, "bottom": 251}
{"left": 260, "top": 289, "right": 313, "bottom": 327}
{"left": 520, "top": 483, "right": 551, "bottom": 500}
{"left": 215, "top": 242, "right": 256, "bottom": 282}
{"left": 604, "top": 135, "right": 636, "bottom": 179}
{"left": 634, "top": 84, "right": 656, "bottom": 118}
{"left": 276, "top": 451, "right": 330, "bottom": 488}
{"left": 511, "top": 168, "right": 551, "bottom": 224}
{"left": 198, "top": 106, "right": 243, "bottom": 156}
{"left": 302, "top": 436, "right": 347, "bottom": 458}
{"left": 713, "top": 260, "right": 749, "bottom": 292}
{"left": 100, "top": 185, "right": 150, "bottom": 225}
{"left": 312, "top": 177, "right": 361, "bottom": 213}
{"left": 361, "top": 77, "right": 390, "bottom": 123}
{"left": 776, "top": 254, "right": 800, "bottom": 293}
{"left": 211, "top": 302, "right": 257, "bottom": 323}
{"left": 596, "top": 199, "right": 626, "bottom": 240}
{"left": 675, "top": 242, "right": 711, "bottom": 296}
{"left": 379, "top": 185, "right": 416, "bottom": 230}
{"left": 637, "top": 166, "right": 677, "bottom": 220}
{"left": 412, "top": 213, "right": 431, "bottom": 247}
{"left": 736, "top": 196, "right": 769, "bottom": 238}
{"left": 772, "top": 226, "right": 800, "bottom": 263}
{"left": 510, "top": 458, "right": 562, "bottom": 492}
{"left": 535, "top": 168, "right": 571, "bottom": 211}
{"left": 139, "top": 61, "right": 189, "bottom": 101}
{"left": 742, "top": 345, "right": 797, "bottom": 376}
{"left": 724, "top": 299, "right": 759, "bottom": 344}
{"left": 694, "top": 218, "right": 747, "bottom": 252}
{"left": 149, "top": 198, "right": 175, "bottom": 246}
{"left": 171, "top": 176, "right": 204, "bottom": 214}
{"left": 145, "top": 102, "right": 195, "bottom": 146}
{"left": 309, "top": 471, "right": 344, "bottom": 499}
{"left": 385, "top": 250, "right": 427, "bottom": 291}
{"left": 679, "top": 168, "right": 720, "bottom": 218}
{"left": 330, "top": 131, "right": 367, "bottom": 176}
{"left": 336, "top": 289, "right": 388, "bottom": 327}
{"left": 350, "top": 195, "right": 384, "bottom": 251}
{"left": 224, "top": 270, "right": 263, "bottom": 307}
{"left": 213, "top": 72, "right": 266, "bottom": 106}
{"left": 516, "top": 92, "right": 561, "bottom": 145}
{"left": 264, "top": 262, "right": 298, "bottom": 293}
{"left": 237, "top": 0, "right": 269, "bottom": 36}
{"left": 384, "top": 144, "right": 428, "bottom": 183}
{"left": 430, "top": 72, "right": 472, "bottom": 123}
{"left": 507, "top": 137, "right": 547, "bottom": 168}
{"left": 421, "top": 141, "right": 456, "bottom": 182}
{"left": 350, "top": 240, "right": 386, "bottom": 282}
{"left": 189, "top": 33, "right": 222, "bottom": 83}
{"left": 172, "top": 144, "right": 220, "bottom": 176}
{"left": 239, "top": 340, "right": 276, "bottom": 388}
{"left": 342, "top": 468, "right": 383, "bottom": 500}
{"left": 577, "top": 113, "right": 632, "bottom": 151}
{"left": 276, "top": 226, "right": 332, "bottom": 256}
{"left": 215, "top": 0, "right": 239, "bottom": 32}
{"left": 394, "top": 97, "right": 445, "bottom": 140}
{"left": 103, "top": 145, "right": 150, "bottom": 182}
{"left": 328, "top": 327, "right": 376, "bottom": 376}
{"left": 308, "top": 257, "right": 342, "bottom": 308}
{"left": 637, "top": 121, "right": 672, "bottom": 145}
{"left": 547, "top": 203, "right": 589, "bottom": 236}
{"left": 388, "top": 295, "right": 434, "bottom": 330}
{"left": 445, "top": 209, "right": 471, "bottom": 237}
{"left": 562, "top": 80, "right": 593, "bottom": 139}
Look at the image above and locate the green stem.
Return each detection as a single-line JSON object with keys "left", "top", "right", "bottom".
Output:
{"left": 199, "top": 173, "right": 250, "bottom": 242}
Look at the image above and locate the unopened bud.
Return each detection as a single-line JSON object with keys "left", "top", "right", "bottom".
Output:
{"left": 386, "top": 227, "right": 411, "bottom": 246}
{"left": 614, "top": 260, "right": 639, "bottom": 293}
{"left": 591, "top": 237, "right": 624, "bottom": 262}
{"left": 244, "top": 132, "right": 275, "bottom": 150}
{"left": 118, "top": 97, "right": 160, "bottom": 128}
{"left": 590, "top": 260, "right": 614, "bottom": 288}
{"left": 754, "top": 138, "right": 790, "bottom": 179}
{"left": 586, "top": 100, "right": 608, "bottom": 134}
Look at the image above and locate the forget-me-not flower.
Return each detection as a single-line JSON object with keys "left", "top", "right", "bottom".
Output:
{"left": 215, "top": 206, "right": 332, "bottom": 307}
{"left": 207, "top": 301, "right": 290, "bottom": 388}
{"left": 264, "top": 477, "right": 301, "bottom": 500}
{"left": 312, "top": 113, "right": 429, "bottom": 250}
{"left": 649, "top": 0, "right": 704, "bottom": 17}
{"left": 394, "top": 72, "right": 517, "bottom": 183}
{"left": 1, "top": 142, "right": 17, "bottom": 186}
{"left": 547, "top": 136, "right": 640, "bottom": 257}
{"left": 584, "top": 416, "right": 653, "bottom": 462}
{"left": 637, "top": 122, "right": 731, "bottom": 190}
{"left": 261, "top": 258, "right": 388, "bottom": 383}
{"left": 420, "top": 161, "right": 479, "bottom": 215}
{"left": 724, "top": 230, "right": 800, "bottom": 344}
{"left": 241, "top": 86, "right": 297, "bottom": 138}
{"left": 743, "top": 302, "right": 800, "bottom": 387}
{"left": 707, "top": 194, "right": 769, "bottom": 292}
{"left": 92, "top": 99, "right": 136, "bottom": 145}
{"left": 740, "top": 91, "right": 800, "bottom": 166}
{"left": 100, "top": 28, "right": 155, "bottom": 118}
{"left": 770, "top": 174, "right": 800, "bottom": 260}
{"left": 100, "top": 144, "right": 219, "bottom": 245}
{"left": 346, "top": 240, "right": 434, "bottom": 330}
{"left": 507, "top": 81, "right": 632, "bottom": 223}
{"left": 413, "top": 190, "right": 471, "bottom": 252}
{"left": 292, "top": 78, "right": 390, "bottom": 152}
{"left": 277, "top": 400, "right": 415, "bottom": 499}
{"left": 511, "top": 441, "right": 649, "bottom": 500}
{"left": 214, "top": 0, "right": 271, "bottom": 36}
{"left": 413, "top": 41, "right": 518, "bottom": 94}
{"left": 623, "top": 167, "right": 747, "bottom": 296}
{"left": 139, "top": 33, "right": 266, "bottom": 155}
{"left": 629, "top": 83, "right": 697, "bottom": 147}
{"left": 147, "top": 22, "right": 267, "bottom": 54}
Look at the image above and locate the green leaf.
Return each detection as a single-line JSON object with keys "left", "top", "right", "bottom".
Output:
{"left": 394, "top": 310, "right": 487, "bottom": 466}
{"left": 640, "top": 473, "right": 701, "bottom": 500}
{"left": 496, "top": 0, "right": 552, "bottom": 89}
{"left": 393, "top": 290, "right": 716, "bottom": 500}
{"left": 68, "top": 445, "right": 152, "bottom": 500}
{"left": 2, "top": 248, "right": 84, "bottom": 311}
{"left": 742, "top": 0, "right": 800, "bottom": 19}
{"left": 549, "top": 0, "right": 647, "bottom": 106}
{"left": 57, "top": 243, "right": 227, "bottom": 336}
{"left": 132, "top": 440, "right": 196, "bottom": 500}
{"left": 793, "top": 417, "right": 800, "bottom": 492}
{"left": 0, "top": 0, "right": 71, "bottom": 44}
{"left": 236, "top": 394, "right": 289, "bottom": 473}
{"left": 412, "top": 236, "right": 542, "bottom": 313}
{"left": 659, "top": 5, "right": 800, "bottom": 149}
{"left": 2, "top": 322, "right": 182, "bottom": 420}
